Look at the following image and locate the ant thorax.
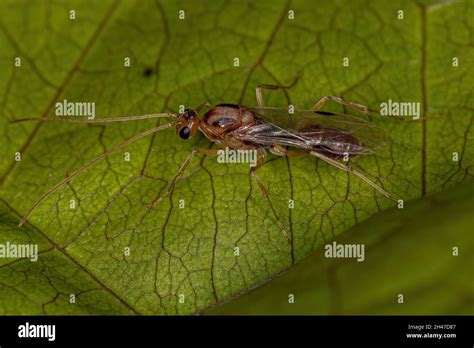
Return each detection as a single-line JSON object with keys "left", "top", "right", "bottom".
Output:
{"left": 200, "top": 104, "right": 258, "bottom": 147}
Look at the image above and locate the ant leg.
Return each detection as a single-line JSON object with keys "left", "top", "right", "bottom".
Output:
{"left": 256, "top": 85, "right": 280, "bottom": 108}
{"left": 19, "top": 121, "right": 176, "bottom": 227}
{"left": 255, "top": 72, "right": 301, "bottom": 108}
{"left": 195, "top": 102, "right": 212, "bottom": 114}
{"left": 270, "top": 146, "right": 397, "bottom": 201}
{"left": 311, "top": 96, "right": 377, "bottom": 115}
{"left": 148, "top": 148, "right": 219, "bottom": 209}
{"left": 250, "top": 148, "right": 291, "bottom": 244}
{"left": 269, "top": 144, "right": 306, "bottom": 158}
{"left": 309, "top": 150, "right": 398, "bottom": 202}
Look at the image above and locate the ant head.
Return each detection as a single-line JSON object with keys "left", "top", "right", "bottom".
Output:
{"left": 176, "top": 109, "right": 199, "bottom": 140}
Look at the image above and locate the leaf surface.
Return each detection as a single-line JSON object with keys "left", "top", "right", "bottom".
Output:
{"left": 207, "top": 181, "right": 474, "bottom": 315}
{"left": 0, "top": 0, "right": 472, "bottom": 314}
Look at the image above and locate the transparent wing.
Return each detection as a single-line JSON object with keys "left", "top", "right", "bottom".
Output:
{"left": 245, "top": 106, "right": 388, "bottom": 153}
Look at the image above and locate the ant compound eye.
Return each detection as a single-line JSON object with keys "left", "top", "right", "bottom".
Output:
{"left": 179, "top": 126, "right": 191, "bottom": 139}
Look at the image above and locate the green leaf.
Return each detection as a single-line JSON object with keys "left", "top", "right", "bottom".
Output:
{"left": 206, "top": 181, "right": 474, "bottom": 315}
{"left": 0, "top": 0, "right": 472, "bottom": 314}
{"left": 0, "top": 202, "right": 133, "bottom": 314}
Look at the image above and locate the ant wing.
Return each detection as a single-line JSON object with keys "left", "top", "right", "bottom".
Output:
{"left": 245, "top": 106, "right": 389, "bottom": 154}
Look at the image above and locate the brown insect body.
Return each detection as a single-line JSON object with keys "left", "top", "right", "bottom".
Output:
{"left": 200, "top": 104, "right": 262, "bottom": 150}
{"left": 198, "top": 104, "right": 365, "bottom": 158}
